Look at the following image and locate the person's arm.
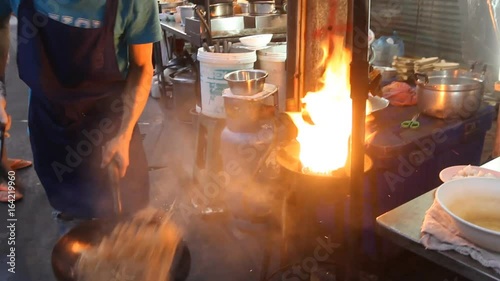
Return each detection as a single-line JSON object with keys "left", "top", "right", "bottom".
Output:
{"left": 0, "top": 14, "right": 11, "bottom": 129}
{"left": 101, "top": 44, "right": 154, "bottom": 176}
{"left": 119, "top": 44, "right": 154, "bottom": 140}
{"left": 101, "top": 0, "right": 161, "bottom": 176}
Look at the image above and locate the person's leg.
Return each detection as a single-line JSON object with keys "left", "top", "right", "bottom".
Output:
{"left": 0, "top": 144, "right": 23, "bottom": 202}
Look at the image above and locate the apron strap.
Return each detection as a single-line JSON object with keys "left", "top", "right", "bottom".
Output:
{"left": 104, "top": 0, "right": 119, "bottom": 35}
{"left": 20, "top": 0, "right": 35, "bottom": 9}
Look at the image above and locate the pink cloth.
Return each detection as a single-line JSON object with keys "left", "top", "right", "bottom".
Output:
{"left": 421, "top": 199, "right": 500, "bottom": 273}
{"left": 382, "top": 82, "right": 417, "bottom": 106}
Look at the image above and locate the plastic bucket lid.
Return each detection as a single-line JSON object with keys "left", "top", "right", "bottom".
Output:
{"left": 198, "top": 47, "right": 257, "bottom": 65}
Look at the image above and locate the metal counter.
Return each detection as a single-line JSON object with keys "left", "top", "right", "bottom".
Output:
{"left": 376, "top": 157, "right": 500, "bottom": 281}
{"left": 160, "top": 21, "right": 192, "bottom": 43}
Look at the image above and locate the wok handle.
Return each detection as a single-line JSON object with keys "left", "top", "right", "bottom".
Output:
{"left": 414, "top": 73, "right": 429, "bottom": 85}
{"left": 108, "top": 159, "right": 122, "bottom": 215}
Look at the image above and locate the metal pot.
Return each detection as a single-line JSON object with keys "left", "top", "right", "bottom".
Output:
{"left": 209, "top": 3, "right": 234, "bottom": 18}
{"left": 415, "top": 68, "right": 486, "bottom": 119}
{"left": 249, "top": 1, "right": 277, "bottom": 15}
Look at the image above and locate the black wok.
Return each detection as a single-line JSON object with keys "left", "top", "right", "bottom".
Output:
{"left": 51, "top": 161, "right": 191, "bottom": 281}
{"left": 51, "top": 219, "right": 191, "bottom": 281}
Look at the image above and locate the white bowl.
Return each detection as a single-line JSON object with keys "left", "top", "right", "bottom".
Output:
{"left": 239, "top": 34, "right": 273, "bottom": 48}
{"left": 436, "top": 177, "right": 500, "bottom": 252}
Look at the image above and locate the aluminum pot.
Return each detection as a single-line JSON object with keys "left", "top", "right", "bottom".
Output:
{"left": 414, "top": 69, "right": 486, "bottom": 119}
{"left": 209, "top": 3, "right": 234, "bottom": 18}
{"left": 249, "top": 1, "right": 277, "bottom": 15}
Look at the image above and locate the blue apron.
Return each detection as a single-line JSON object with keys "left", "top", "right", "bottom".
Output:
{"left": 16, "top": 0, "right": 149, "bottom": 219}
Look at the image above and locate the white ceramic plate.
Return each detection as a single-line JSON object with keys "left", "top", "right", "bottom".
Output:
{"left": 239, "top": 34, "right": 273, "bottom": 48}
{"left": 439, "top": 165, "right": 500, "bottom": 182}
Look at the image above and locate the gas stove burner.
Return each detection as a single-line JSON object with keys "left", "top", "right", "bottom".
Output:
{"left": 277, "top": 140, "right": 372, "bottom": 178}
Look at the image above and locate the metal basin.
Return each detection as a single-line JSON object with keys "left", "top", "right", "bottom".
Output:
{"left": 415, "top": 69, "right": 485, "bottom": 119}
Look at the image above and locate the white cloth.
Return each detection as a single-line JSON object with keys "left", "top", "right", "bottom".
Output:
{"left": 421, "top": 199, "right": 500, "bottom": 274}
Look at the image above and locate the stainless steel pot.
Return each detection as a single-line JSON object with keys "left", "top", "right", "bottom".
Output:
{"left": 209, "top": 3, "right": 234, "bottom": 18}
{"left": 415, "top": 68, "right": 486, "bottom": 119}
{"left": 249, "top": 1, "right": 277, "bottom": 15}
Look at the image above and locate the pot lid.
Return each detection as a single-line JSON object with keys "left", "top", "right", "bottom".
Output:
{"left": 420, "top": 77, "right": 483, "bottom": 91}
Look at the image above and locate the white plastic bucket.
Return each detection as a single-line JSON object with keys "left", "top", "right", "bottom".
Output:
{"left": 198, "top": 47, "right": 257, "bottom": 118}
{"left": 257, "top": 43, "right": 287, "bottom": 112}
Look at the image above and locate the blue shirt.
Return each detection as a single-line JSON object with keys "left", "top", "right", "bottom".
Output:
{"left": 0, "top": 0, "right": 162, "bottom": 75}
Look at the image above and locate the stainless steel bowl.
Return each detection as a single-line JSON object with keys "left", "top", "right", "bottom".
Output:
{"left": 224, "top": 70, "right": 269, "bottom": 96}
{"left": 209, "top": 3, "right": 234, "bottom": 18}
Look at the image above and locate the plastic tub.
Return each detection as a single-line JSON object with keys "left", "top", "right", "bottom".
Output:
{"left": 197, "top": 47, "right": 256, "bottom": 118}
{"left": 257, "top": 43, "right": 286, "bottom": 112}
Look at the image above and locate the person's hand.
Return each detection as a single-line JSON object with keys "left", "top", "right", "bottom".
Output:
{"left": 101, "top": 134, "right": 131, "bottom": 178}
{"left": 0, "top": 82, "right": 11, "bottom": 132}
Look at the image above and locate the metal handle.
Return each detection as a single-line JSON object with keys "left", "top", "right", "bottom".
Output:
{"left": 108, "top": 159, "right": 122, "bottom": 215}
{"left": 414, "top": 73, "right": 429, "bottom": 85}
{"left": 469, "top": 61, "right": 477, "bottom": 72}
{"left": 194, "top": 6, "right": 212, "bottom": 45}
{"left": 482, "top": 64, "right": 488, "bottom": 76}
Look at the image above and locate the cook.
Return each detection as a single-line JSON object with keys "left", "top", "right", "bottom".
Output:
{"left": 0, "top": 0, "right": 161, "bottom": 223}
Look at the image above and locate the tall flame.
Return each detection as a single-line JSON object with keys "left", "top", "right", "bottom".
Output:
{"left": 288, "top": 36, "right": 352, "bottom": 175}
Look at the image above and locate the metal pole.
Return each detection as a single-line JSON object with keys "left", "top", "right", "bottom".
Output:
{"left": 347, "top": 0, "right": 369, "bottom": 280}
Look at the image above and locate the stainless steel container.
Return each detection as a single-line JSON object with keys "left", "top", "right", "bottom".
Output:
{"left": 415, "top": 69, "right": 485, "bottom": 119}
{"left": 224, "top": 70, "right": 268, "bottom": 96}
{"left": 249, "top": 1, "right": 276, "bottom": 15}
{"left": 210, "top": 3, "right": 234, "bottom": 18}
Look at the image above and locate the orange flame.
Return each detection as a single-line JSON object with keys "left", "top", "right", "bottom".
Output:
{"left": 288, "top": 36, "right": 352, "bottom": 175}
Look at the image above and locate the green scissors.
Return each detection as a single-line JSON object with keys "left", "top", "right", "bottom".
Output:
{"left": 401, "top": 113, "right": 420, "bottom": 129}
